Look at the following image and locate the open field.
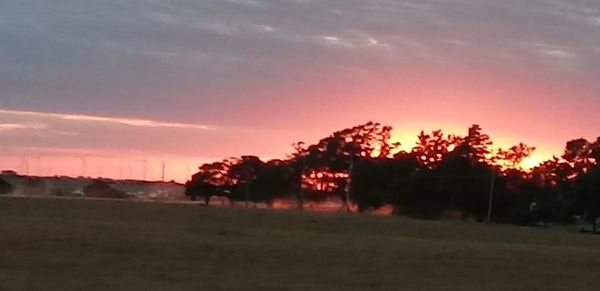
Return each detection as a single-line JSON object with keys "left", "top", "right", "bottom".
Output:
{"left": 1, "top": 197, "right": 600, "bottom": 290}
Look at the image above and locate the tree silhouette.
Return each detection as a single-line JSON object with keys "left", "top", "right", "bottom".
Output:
{"left": 83, "top": 180, "right": 125, "bottom": 199}
{"left": 183, "top": 121, "right": 600, "bottom": 230}
{"left": 0, "top": 177, "right": 13, "bottom": 195}
{"left": 591, "top": 137, "right": 600, "bottom": 162}
{"left": 458, "top": 124, "right": 493, "bottom": 164}
{"left": 436, "top": 147, "right": 493, "bottom": 221}
{"left": 571, "top": 165, "right": 600, "bottom": 232}
{"left": 289, "top": 122, "right": 399, "bottom": 204}
{"left": 351, "top": 156, "right": 418, "bottom": 212}
{"left": 563, "top": 138, "right": 596, "bottom": 176}
{"left": 411, "top": 130, "right": 459, "bottom": 168}
{"left": 496, "top": 143, "right": 536, "bottom": 169}
{"left": 253, "top": 159, "right": 298, "bottom": 204}
{"left": 228, "top": 156, "right": 264, "bottom": 203}
{"left": 185, "top": 160, "right": 234, "bottom": 204}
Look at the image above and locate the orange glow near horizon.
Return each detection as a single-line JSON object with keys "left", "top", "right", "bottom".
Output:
{"left": 0, "top": 126, "right": 561, "bottom": 183}
{"left": 520, "top": 155, "right": 544, "bottom": 171}
{"left": 268, "top": 197, "right": 394, "bottom": 216}
{"left": 2, "top": 1, "right": 599, "bottom": 186}
{"left": 0, "top": 154, "right": 207, "bottom": 183}
{"left": 389, "top": 128, "right": 554, "bottom": 171}
{"left": 0, "top": 114, "right": 572, "bottom": 184}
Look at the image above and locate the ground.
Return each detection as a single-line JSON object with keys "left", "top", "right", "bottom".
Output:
{"left": 1, "top": 197, "right": 600, "bottom": 291}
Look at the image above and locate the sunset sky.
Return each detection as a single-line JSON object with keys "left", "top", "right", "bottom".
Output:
{"left": 1, "top": 0, "right": 599, "bottom": 182}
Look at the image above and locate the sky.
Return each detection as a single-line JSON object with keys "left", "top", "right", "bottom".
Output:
{"left": 1, "top": 0, "right": 599, "bottom": 182}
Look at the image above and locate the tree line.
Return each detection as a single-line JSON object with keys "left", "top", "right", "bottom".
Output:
{"left": 185, "top": 122, "right": 600, "bottom": 231}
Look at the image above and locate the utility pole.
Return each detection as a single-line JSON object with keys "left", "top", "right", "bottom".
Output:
{"left": 244, "top": 168, "right": 251, "bottom": 208}
{"left": 298, "top": 155, "right": 305, "bottom": 210}
{"left": 137, "top": 160, "right": 147, "bottom": 181}
{"left": 245, "top": 182, "right": 250, "bottom": 208}
{"left": 79, "top": 157, "right": 87, "bottom": 177}
{"left": 487, "top": 167, "right": 496, "bottom": 223}
{"left": 21, "top": 157, "right": 30, "bottom": 175}
{"left": 346, "top": 154, "right": 354, "bottom": 212}
{"left": 34, "top": 157, "right": 41, "bottom": 176}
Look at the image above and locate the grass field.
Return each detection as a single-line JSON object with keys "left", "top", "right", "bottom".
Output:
{"left": 1, "top": 197, "right": 600, "bottom": 290}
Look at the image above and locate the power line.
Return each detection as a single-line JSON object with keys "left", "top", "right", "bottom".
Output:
{"left": 79, "top": 157, "right": 87, "bottom": 177}
{"left": 137, "top": 159, "right": 147, "bottom": 181}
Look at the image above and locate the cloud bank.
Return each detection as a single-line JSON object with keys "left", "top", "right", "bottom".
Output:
{"left": 1, "top": 0, "right": 599, "bottom": 180}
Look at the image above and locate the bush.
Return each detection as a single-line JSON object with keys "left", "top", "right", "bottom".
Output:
{"left": 83, "top": 180, "right": 125, "bottom": 199}
{"left": 0, "top": 177, "right": 13, "bottom": 195}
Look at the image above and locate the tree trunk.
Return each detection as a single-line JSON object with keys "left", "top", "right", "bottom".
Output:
{"left": 245, "top": 183, "right": 250, "bottom": 208}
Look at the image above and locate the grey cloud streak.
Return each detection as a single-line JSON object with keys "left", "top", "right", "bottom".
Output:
{"left": 1, "top": 0, "right": 599, "bottom": 161}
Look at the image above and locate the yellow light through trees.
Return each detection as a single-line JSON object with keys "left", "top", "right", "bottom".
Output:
{"left": 521, "top": 156, "right": 541, "bottom": 171}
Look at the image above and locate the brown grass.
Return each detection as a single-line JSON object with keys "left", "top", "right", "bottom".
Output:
{"left": 1, "top": 196, "right": 600, "bottom": 290}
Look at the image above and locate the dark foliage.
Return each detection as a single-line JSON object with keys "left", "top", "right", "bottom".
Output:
{"left": 185, "top": 122, "right": 600, "bottom": 231}
{"left": 83, "top": 180, "right": 125, "bottom": 199}
{"left": 0, "top": 177, "right": 13, "bottom": 195}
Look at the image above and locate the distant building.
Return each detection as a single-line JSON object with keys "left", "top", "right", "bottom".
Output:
{"left": 1, "top": 170, "right": 18, "bottom": 176}
{"left": 0, "top": 174, "right": 186, "bottom": 201}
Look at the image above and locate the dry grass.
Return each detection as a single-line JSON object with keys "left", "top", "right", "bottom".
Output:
{"left": 1, "top": 196, "right": 600, "bottom": 290}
